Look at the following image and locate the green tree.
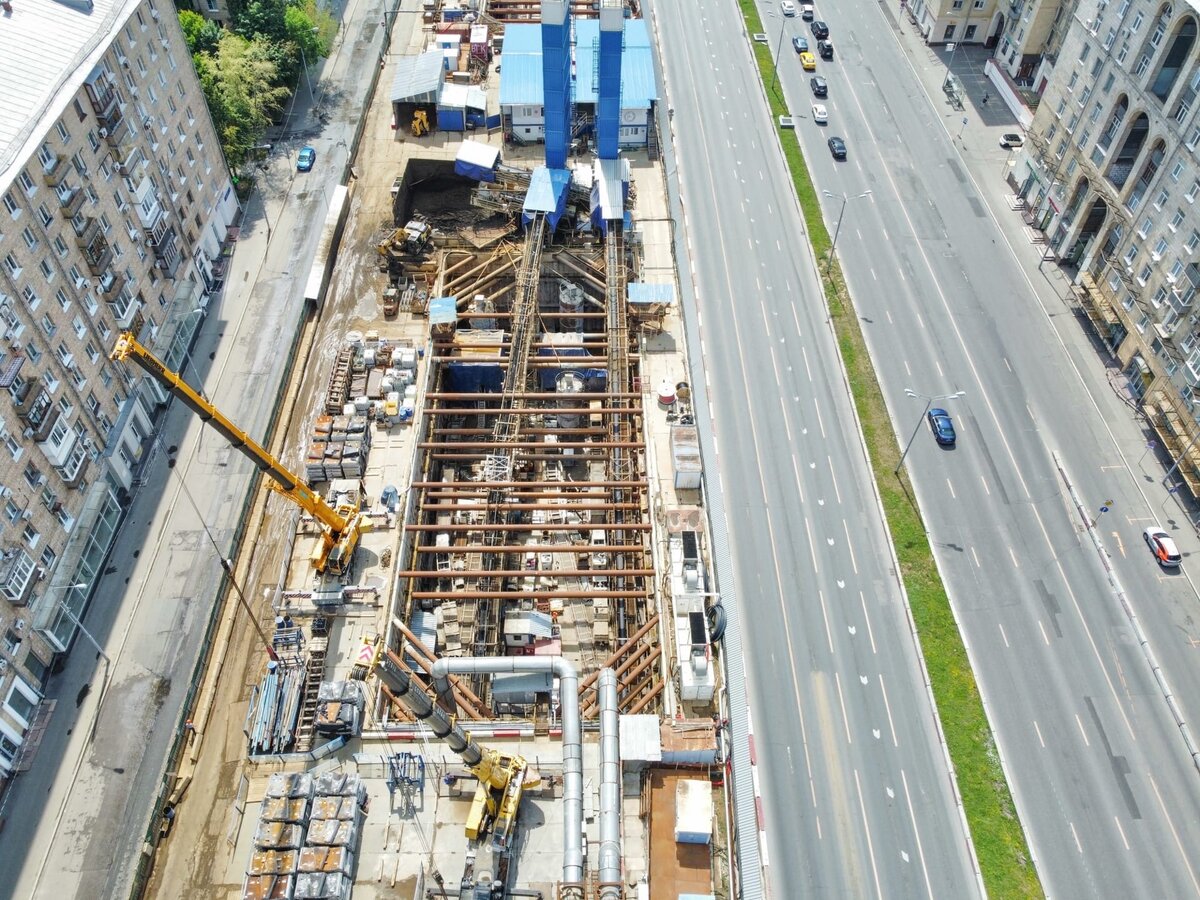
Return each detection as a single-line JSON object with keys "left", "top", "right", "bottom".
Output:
{"left": 196, "top": 31, "right": 291, "bottom": 169}
{"left": 232, "top": 0, "right": 289, "bottom": 43}
{"left": 178, "top": 9, "right": 222, "bottom": 56}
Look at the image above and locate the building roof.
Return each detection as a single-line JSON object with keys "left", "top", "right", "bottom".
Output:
{"left": 574, "top": 18, "right": 656, "bottom": 110}
{"left": 0, "top": 0, "right": 140, "bottom": 194}
{"left": 627, "top": 282, "right": 676, "bottom": 305}
{"left": 500, "top": 20, "right": 656, "bottom": 110}
{"left": 438, "top": 82, "right": 488, "bottom": 111}
{"left": 498, "top": 24, "right": 544, "bottom": 107}
{"left": 391, "top": 49, "right": 445, "bottom": 104}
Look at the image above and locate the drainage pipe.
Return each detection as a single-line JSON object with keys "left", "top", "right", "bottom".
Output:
{"left": 597, "top": 668, "right": 622, "bottom": 900}
{"left": 431, "top": 656, "right": 584, "bottom": 888}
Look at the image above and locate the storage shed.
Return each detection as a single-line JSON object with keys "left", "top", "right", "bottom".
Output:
{"left": 390, "top": 50, "right": 446, "bottom": 132}
{"left": 454, "top": 140, "right": 501, "bottom": 182}
{"left": 437, "top": 82, "right": 488, "bottom": 132}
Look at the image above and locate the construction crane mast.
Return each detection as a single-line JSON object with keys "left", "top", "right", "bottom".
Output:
{"left": 110, "top": 332, "right": 369, "bottom": 575}
{"left": 475, "top": 213, "right": 548, "bottom": 666}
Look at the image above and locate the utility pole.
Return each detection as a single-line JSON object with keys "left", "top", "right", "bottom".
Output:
{"left": 822, "top": 190, "right": 872, "bottom": 273}
{"left": 770, "top": 12, "right": 789, "bottom": 93}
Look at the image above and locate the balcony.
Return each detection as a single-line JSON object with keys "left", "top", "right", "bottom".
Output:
{"left": 41, "top": 154, "right": 71, "bottom": 188}
{"left": 101, "top": 115, "right": 131, "bottom": 149}
{"left": 72, "top": 216, "right": 100, "bottom": 249}
{"left": 58, "top": 188, "right": 85, "bottom": 218}
{"left": 99, "top": 272, "right": 126, "bottom": 302}
{"left": 84, "top": 67, "right": 119, "bottom": 120}
{"left": 84, "top": 240, "right": 113, "bottom": 276}
{"left": 116, "top": 144, "right": 144, "bottom": 176}
{"left": 19, "top": 390, "right": 55, "bottom": 442}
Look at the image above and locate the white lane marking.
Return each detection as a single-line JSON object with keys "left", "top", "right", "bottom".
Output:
{"left": 903, "top": 358, "right": 912, "bottom": 376}
{"left": 792, "top": 453, "right": 806, "bottom": 504}
{"left": 813, "top": 396, "right": 827, "bottom": 439}
{"left": 835, "top": 671, "right": 853, "bottom": 745}
{"left": 1069, "top": 821, "right": 1083, "bottom": 854}
{"left": 805, "top": 516, "right": 819, "bottom": 575}
{"left": 886, "top": 309, "right": 894, "bottom": 324}
{"left": 998, "top": 622, "right": 1009, "bottom": 647}
{"left": 980, "top": 476, "right": 991, "bottom": 496}
{"left": 829, "top": 456, "right": 843, "bottom": 505}
{"left": 842, "top": 518, "right": 858, "bottom": 574}
{"left": 860, "top": 591, "right": 878, "bottom": 654}
{"left": 1114, "top": 816, "right": 1131, "bottom": 850}
{"left": 818, "top": 588, "right": 835, "bottom": 655}
{"left": 854, "top": 769, "right": 884, "bottom": 900}
{"left": 1038, "top": 620, "right": 1050, "bottom": 645}
{"left": 1149, "top": 773, "right": 1200, "bottom": 895}
{"left": 1075, "top": 713, "right": 1090, "bottom": 747}
{"left": 901, "top": 769, "right": 936, "bottom": 900}
{"left": 1033, "top": 719, "right": 1045, "bottom": 748}
{"left": 971, "top": 546, "right": 980, "bottom": 567}
{"left": 801, "top": 345, "right": 813, "bottom": 382}
{"left": 935, "top": 359, "right": 944, "bottom": 378}
{"left": 879, "top": 673, "right": 899, "bottom": 747}
{"left": 871, "top": 268, "right": 877, "bottom": 280}
{"left": 1004, "top": 357, "right": 1012, "bottom": 372}
{"left": 1008, "top": 546, "right": 1020, "bottom": 569}
{"left": 946, "top": 478, "right": 956, "bottom": 499}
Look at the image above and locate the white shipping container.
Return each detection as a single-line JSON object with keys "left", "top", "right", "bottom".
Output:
{"left": 674, "top": 779, "right": 713, "bottom": 845}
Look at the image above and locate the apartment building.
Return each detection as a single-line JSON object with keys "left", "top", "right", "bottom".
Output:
{"left": 0, "top": 0, "right": 236, "bottom": 783}
{"left": 992, "top": 0, "right": 1073, "bottom": 91}
{"left": 908, "top": 0, "right": 1007, "bottom": 46}
{"left": 1021, "top": 0, "right": 1200, "bottom": 493}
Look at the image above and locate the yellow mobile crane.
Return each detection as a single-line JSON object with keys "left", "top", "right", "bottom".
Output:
{"left": 110, "top": 332, "right": 370, "bottom": 576}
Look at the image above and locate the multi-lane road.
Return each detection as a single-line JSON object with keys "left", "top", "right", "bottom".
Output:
{"left": 650, "top": 0, "right": 981, "bottom": 895}
{"left": 652, "top": 0, "right": 1200, "bottom": 895}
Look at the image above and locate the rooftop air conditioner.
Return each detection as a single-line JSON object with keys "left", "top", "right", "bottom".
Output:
{"left": 20, "top": 509, "right": 32, "bottom": 521}
{"left": 118, "top": 55, "right": 129, "bottom": 69}
{"left": 0, "top": 659, "right": 8, "bottom": 674}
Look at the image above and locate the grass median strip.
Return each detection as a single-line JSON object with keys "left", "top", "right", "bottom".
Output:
{"left": 734, "top": 2, "right": 1043, "bottom": 896}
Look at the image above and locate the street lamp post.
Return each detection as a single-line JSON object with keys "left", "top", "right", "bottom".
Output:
{"left": 895, "top": 388, "right": 966, "bottom": 474}
{"left": 940, "top": 3, "right": 974, "bottom": 91}
{"left": 770, "top": 11, "right": 789, "bottom": 93}
{"left": 298, "top": 45, "right": 316, "bottom": 107}
{"left": 822, "top": 189, "right": 873, "bottom": 273}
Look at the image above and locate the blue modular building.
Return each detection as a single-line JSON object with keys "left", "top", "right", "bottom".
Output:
{"left": 498, "top": 19, "right": 657, "bottom": 150}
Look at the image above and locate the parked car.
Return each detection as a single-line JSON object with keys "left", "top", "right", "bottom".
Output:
{"left": 1144, "top": 526, "right": 1183, "bottom": 567}
{"left": 927, "top": 408, "right": 956, "bottom": 445}
{"left": 1000, "top": 132, "right": 1025, "bottom": 149}
{"left": 812, "top": 20, "right": 830, "bottom": 38}
{"left": 827, "top": 135, "right": 847, "bottom": 160}
{"left": 801, "top": 3, "right": 815, "bottom": 20}
{"left": 297, "top": 146, "right": 317, "bottom": 172}
{"left": 799, "top": 51, "right": 817, "bottom": 71}
{"left": 818, "top": 39, "right": 834, "bottom": 59}
{"left": 781, "top": 0, "right": 797, "bottom": 15}
{"left": 810, "top": 75, "right": 828, "bottom": 97}
{"left": 811, "top": 103, "right": 828, "bottom": 124}
{"left": 792, "top": 35, "right": 809, "bottom": 52}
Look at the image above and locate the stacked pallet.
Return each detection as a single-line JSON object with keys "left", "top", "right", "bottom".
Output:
{"left": 242, "top": 774, "right": 313, "bottom": 900}
{"left": 293, "top": 773, "right": 367, "bottom": 899}
{"left": 305, "top": 415, "right": 372, "bottom": 483}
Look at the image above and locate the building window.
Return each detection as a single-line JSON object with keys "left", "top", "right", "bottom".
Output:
{"left": 1156, "top": 188, "right": 1171, "bottom": 208}
{"left": 1188, "top": 180, "right": 1200, "bottom": 203}
{"left": 3, "top": 630, "right": 19, "bottom": 656}
{"left": 1188, "top": 230, "right": 1200, "bottom": 253}
{"left": 17, "top": 171, "right": 35, "bottom": 196}
{"left": 1138, "top": 217, "right": 1153, "bottom": 239}
{"left": 1134, "top": 54, "right": 1151, "bottom": 77}
{"left": 38, "top": 545, "right": 55, "bottom": 569}
{"left": 944, "top": 24, "right": 956, "bottom": 40}
{"left": 3, "top": 675, "right": 39, "bottom": 726}
{"left": 1171, "top": 209, "right": 1185, "bottom": 231}
{"left": 22, "top": 463, "right": 41, "bottom": 490}
{"left": 1138, "top": 263, "right": 1153, "bottom": 284}
{"left": 23, "top": 651, "right": 48, "bottom": 688}
{"left": 22, "top": 526, "right": 38, "bottom": 550}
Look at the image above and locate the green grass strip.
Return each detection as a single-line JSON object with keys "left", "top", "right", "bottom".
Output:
{"left": 732, "top": 2, "right": 1043, "bottom": 896}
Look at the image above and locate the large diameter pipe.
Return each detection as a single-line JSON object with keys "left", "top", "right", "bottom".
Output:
{"left": 430, "top": 656, "right": 584, "bottom": 887}
{"left": 597, "top": 668, "right": 622, "bottom": 900}
{"left": 375, "top": 652, "right": 483, "bottom": 767}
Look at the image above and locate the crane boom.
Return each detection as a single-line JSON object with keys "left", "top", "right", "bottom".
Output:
{"left": 110, "top": 332, "right": 367, "bottom": 574}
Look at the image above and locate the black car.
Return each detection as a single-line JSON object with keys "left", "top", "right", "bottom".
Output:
{"left": 811, "top": 20, "right": 829, "bottom": 39}
{"left": 810, "top": 75, "right": 828, "bottom": 97}
{"left": 928, "top": 408, "right": 956, "bottom": 445}
{"left": 792, "top": 35, "right": 809, "bottom": 53}
{"left": 818, "top": 39, "right": 834, "bottom": 59}
{"left": 827, "top": 136, "right": 847, "bottom": 159}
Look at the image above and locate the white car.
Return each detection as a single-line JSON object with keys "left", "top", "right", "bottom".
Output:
{"left": 811, "top": 103, "right": 828, "bottom": 124}
{"left": 1144, "top": 526, "right": 1182, "bottom": 567}
{"left": 801, "top": 3, "right": 815, "bottom": 20}
{"left": 781, "top": 0, "right": 796, "bottom": 15}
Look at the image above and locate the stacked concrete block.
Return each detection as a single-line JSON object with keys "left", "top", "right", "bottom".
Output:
{"left": 242, "top": 774, "right": 315, "bottom": 899}
{"left": 306, "top": 415, "right": 372, "bottom": 483}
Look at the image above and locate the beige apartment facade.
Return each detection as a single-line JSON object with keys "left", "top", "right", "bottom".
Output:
{"left": 0, "top": 0, "right": 236, "bottom": 783}
{"left": 908, "top": 0, "right": 1007, "bottom": 46}
{"left": 1019, "top": 0, "right": 1200, "bottom": 493}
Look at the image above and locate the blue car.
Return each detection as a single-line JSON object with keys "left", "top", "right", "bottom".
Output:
{"left": 297, "top": 146, "right": 316, "bottom": 172}
{"left": 928, "top": 408, "right": 956, "bottom": 446}
{"left": 792, "top": 36, "right": 809, "bottom": 53}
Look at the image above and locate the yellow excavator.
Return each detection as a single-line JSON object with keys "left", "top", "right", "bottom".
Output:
{"left": 411, "top": 109, "right": 430, "bottom": 137}
{"left": 110, "top": 332, "right": 370, "bottom": 576}
{"left": 354, "top": 639, "right": 536, "bottom": 850}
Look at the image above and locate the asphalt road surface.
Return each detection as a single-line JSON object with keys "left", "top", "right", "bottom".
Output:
{"left": 773, "top": 1, "right": 1200, "bottom": 896}
{"left": 648, "top": 0, "right": 981, "bottom": 895}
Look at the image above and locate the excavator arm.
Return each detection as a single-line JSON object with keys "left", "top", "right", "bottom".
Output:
{"left": 110, "top": 332, "right": 366, "bottom": 574}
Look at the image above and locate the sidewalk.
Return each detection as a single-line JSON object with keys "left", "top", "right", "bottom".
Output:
{"left": 0, "top": 0, "right": 398, "bottom": 897}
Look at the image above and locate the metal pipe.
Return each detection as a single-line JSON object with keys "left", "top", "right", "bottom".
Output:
{"left": 597, "top": 668, "right": 622, "bottom": 900}
{"left": 414, "top": 544, "right": 644, "bottom": 553}
{"left": 429, "top": 656, "right": 585, "bottom": 887}
{"left": 412, "top": 480, "right": 645, "bottom": 488}
{"left": 411, "top": 590, "right": 649, "bottom": 599}
{"left": 404, "top": 523, "right": 652, "bottom": 532}
{"left": 417, "top": 441, "right": 645, "bottom": 449}
{"left": 426, "top": 392, "right": 640, "bottom": 400}
{"left": 374, "top": 650, "right": 483, "bottom": 767}
{"left": 395, "top": 568, "right": 655, "bottom": 578}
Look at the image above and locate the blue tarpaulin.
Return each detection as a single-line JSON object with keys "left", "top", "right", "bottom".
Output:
{"left": 455, "top": 141, "right": 500, "bottom": 182}
{"left": 535, "top": 347, "right": 607, "bottom": 390}
{"left": 444, "top": 363, "right": 503, "bottom": 393}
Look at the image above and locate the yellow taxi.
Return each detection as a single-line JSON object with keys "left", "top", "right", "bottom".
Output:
{"left": 799, "top": 51, "right": 817, "bottom": 71}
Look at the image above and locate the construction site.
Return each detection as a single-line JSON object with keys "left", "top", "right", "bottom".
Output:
{"left": 141, "top": 2, "right": 732, "bottom": 900}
